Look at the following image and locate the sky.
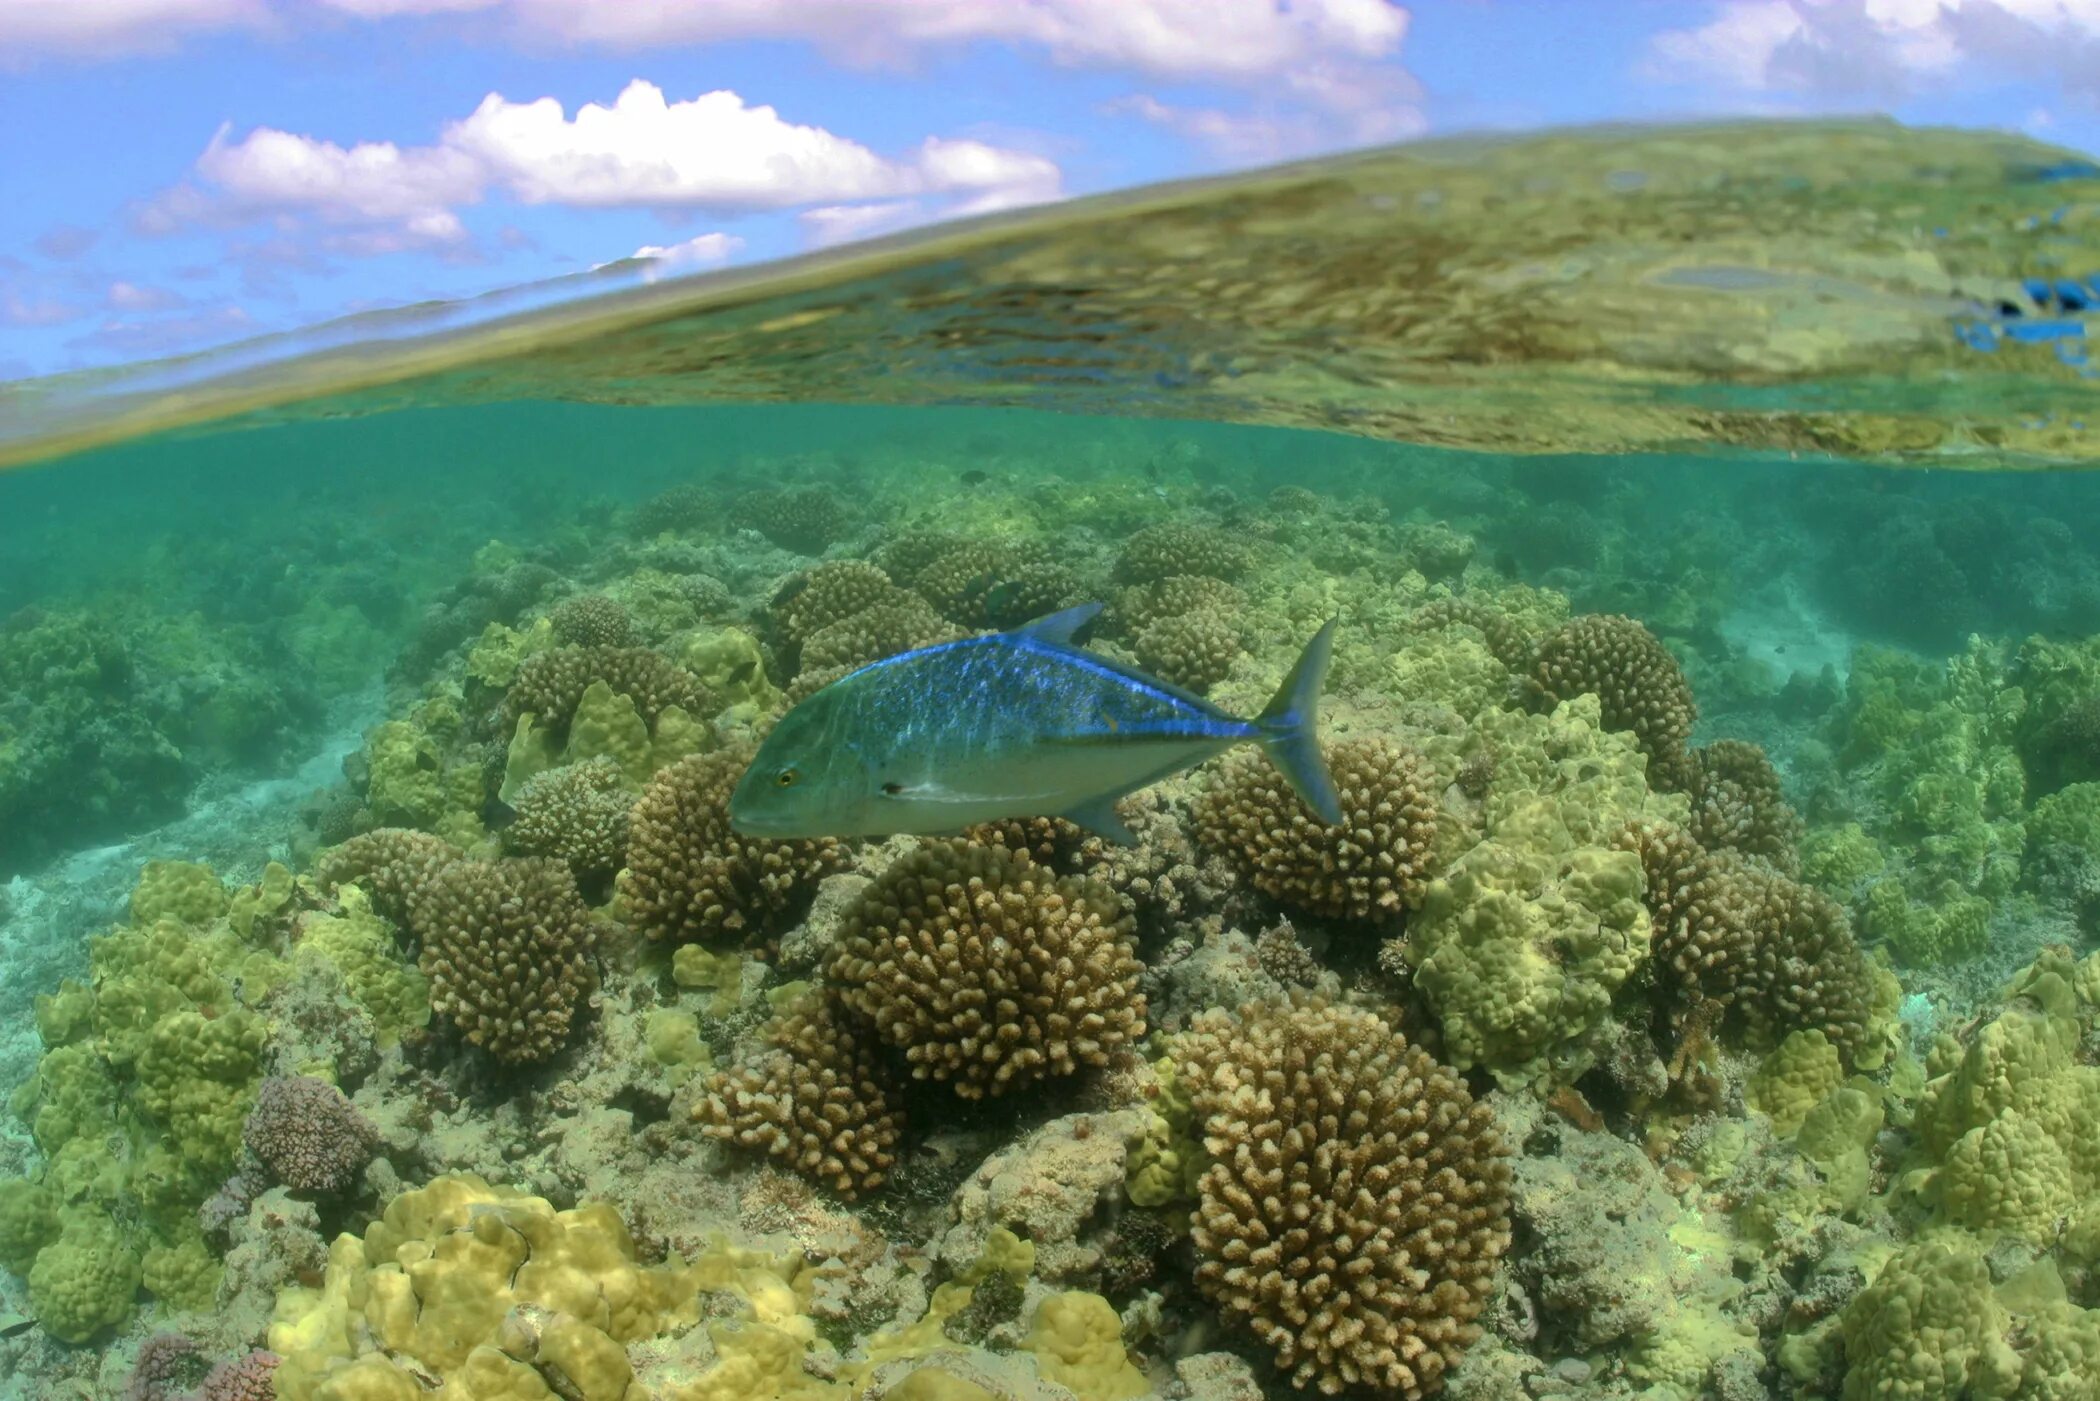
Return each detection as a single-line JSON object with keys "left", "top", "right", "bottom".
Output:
{"left": 3, "top": 0, "right": 2100, "bottom": 383}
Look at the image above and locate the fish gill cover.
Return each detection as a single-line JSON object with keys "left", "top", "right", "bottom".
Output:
{"left": 1, "top": 119, "right": 2100, "bottom": 1401}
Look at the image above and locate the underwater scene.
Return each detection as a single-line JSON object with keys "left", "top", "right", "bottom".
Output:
{"left": 4, "top": 120, "right": 2100, "bottom": 1401}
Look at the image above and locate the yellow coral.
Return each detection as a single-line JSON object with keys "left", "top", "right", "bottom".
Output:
{"left": 1024, "top": 1292, "right": 1148, "bottom": 1401}
{"left": 1748, "top": 1031, "right": 1846, "bottom": 1137}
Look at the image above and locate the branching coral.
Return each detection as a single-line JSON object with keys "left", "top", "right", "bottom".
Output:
{"left": 1131, "top": 612, "right": 1244, "bottom": 693}
{"left": 504, "top": 755, "right": 632, "bottom": 879}
{"left": 1114, "top": 521, "right": 1250, "bottom": 584}
{"left": 735, "top": 485, "right": 851, "bottom": 553}
{"left": 696, "top": 993, "right": 905, "bottom": 1198}
{"left": 1684, "top": 739, "right": 1802, "bottom": 873}
{"left": 244, "top": 1076, "right": 379, "bottom": 1196}
{"left": 829, "top": 838, "right": 1145, "bottom": 1098}
{"left": 550, "top": 593, "right": 635, "bottom": 648}
{"left": 1111, "top": 575, "right": 1247, "bottom": 638}
{"left": 413, "top": 857, "right": 597, "bottom": 1064}
{"left": 1522, "top": 613, "right": 1697, "bottom": 788}
{"left": 504, "top": 645, "right": 712, "bottom": 732}
{"left": 313, "top": 827, "right": 461, "bottom": 926}
{"left": 1193, "top": 736, "right": 1441, "bottom": 925}
{"left": 798, "top": 596, "right": 959, "bottom": 676}
{"left": 771, "top": 560, "right": 901, "bottom": 644}
{"left": 1176, "top": 999, "right": 1511, "bottom": 1398}
{"left": 621, "top": 745, "right": 849, "bottom": 943}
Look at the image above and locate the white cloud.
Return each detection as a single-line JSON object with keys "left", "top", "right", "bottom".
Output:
{"left": 1109, "top": 92, "right": 1425, "bottom": 163}
{"left": 144, "top": 79, "right": 1064, "bottom": 254}
{"left": 0, "top": 0, "right": 266, "bottom": 61}
{"left": 446, "top": 81, "right": 1060, "bottom": 211}
{"left": 107, "top": 281, "right": 187, "bottom": 311}
{"left": 1648, "top": 0, "right": 2100, "bottom": 103}
{"left": 799, "top": 202, "right": 926, "bottom": 248}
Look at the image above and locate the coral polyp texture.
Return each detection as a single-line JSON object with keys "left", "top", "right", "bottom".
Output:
{"left": 620, "top": 744, "right": 849, "bottom": 942}
{"left": 1522, "top": 612, "right": 1697, "bottom": 788}
{"left": 1194, "top": 735, "right": 1441, "bottom": 924}
{"left": 313, "top": 826, "right": 460, "bottom": 924}
{"left": 828, "top": 838, "right": 1145, "bottom": 1097}
{"left": 413, "top": 856, "right": 598, "bottom": 1063}
{"left": 504, "top": 754, "right": 633, "bottom": 878}
{"left": 695, "top": 992, "right": 905, "bottom": 1198}
{"left": 1176, "top": 999, "right": 1512, "bottom": 1398}
{"left": 1114, "top": 520, "right": 1251, "bottom": 583}
{"left": 503, "top": 644, "right": 712, "bottom": 731}
{"left": 549, "top": 592, "right": 636, "bottom": 648}
{"left": 243, "top": 1075, "right": 379, "bottom": 1196}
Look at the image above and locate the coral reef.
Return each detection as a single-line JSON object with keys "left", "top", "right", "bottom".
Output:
{"left": 414, "top": 857, "right": 598, "bottom": 1064}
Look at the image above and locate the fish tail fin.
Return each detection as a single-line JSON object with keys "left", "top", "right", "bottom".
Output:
{"left": 1255, "top": 618, "right": 1342, "bottom": 825}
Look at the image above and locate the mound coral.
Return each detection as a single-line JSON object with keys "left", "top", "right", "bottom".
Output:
{"left": 1114, "top": 521, "right": 1250, "bottom": 584}
{"left": 621, "top": 745, "right": 850, "bottom": 944}
{"left": 829, "top": 838, "right": 1144, "bottom": 1098}
{"left": 268, "top": 1174, "right": 704, "bottom": 1400}
{"left": 414, "top": 857, "right": 597, "bottom": 1064}
{"left": 1176, "top": 999, "right": 1511, "bottom": 1398}
{"left": 550, "top": 593, "right": 635, "bottom": 648}
{"left": 1193, "top": 735, "right": 1441, "bottom": 925}
{"left": 1522, "top": 613, "right": 1697, "bottom": 788}
{"left": 244, "top": 1075, "right": 379, "bottom": 1196}
{"left": 1111, "top": 575, "right": 1247, "bottom": 638}
{"left": 505, "top": 755, "right": 632, "bottom": 879}
{"left": 697, "top": 993, "right": 905, "bottom": 1198}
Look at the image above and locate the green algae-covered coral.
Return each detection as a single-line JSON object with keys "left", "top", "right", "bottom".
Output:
{"left": 26, "top": 1208, "right": 143, "bottom": 1344}
{"left": 1177, "top": 999, "right": 1510, "bottom": 1399}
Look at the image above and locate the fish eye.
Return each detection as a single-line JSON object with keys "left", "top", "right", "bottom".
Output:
{"left": 776, "top": 768, "right": 800, "bottom": 787}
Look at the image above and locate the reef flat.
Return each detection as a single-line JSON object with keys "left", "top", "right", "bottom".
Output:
{"left": 4, "top": 405, "right": 2100, "bottom": 1399}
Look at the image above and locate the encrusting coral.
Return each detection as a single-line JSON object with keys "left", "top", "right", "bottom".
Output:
{"left": 620, "top": 744, "right": 850, "bottom": 944}
{"left": 1176, "top": 999, "right": 1512, "bottom": 1399}
{"left": 1193, "top": 735, "right": 1441, "bottom": 925}
{"left": 695, "top": 992, "right": 905, "bottom": 1198}
{"left": 413, "top": 856, "right": 598, "bottom": 1064}
{"left": 828, "top": 838, "right": 1145, "bottom": 1098}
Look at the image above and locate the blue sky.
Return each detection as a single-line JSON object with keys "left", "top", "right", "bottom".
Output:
{"left": 4, "top": 0, "right": 2099, "bottom": 382}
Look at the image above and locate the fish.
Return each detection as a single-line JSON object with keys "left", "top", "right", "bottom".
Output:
{"left": 730, "top": 603, "right": 1341, "bottom": 842}
{"left": 959, "top": 468, "right": 989, "bottom": 487}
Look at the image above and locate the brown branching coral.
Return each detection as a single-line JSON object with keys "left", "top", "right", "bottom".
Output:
{"left": 1114, "top": 521, "right": 1251, "bottom": 584}
{"left": 913, "top": 539, "right": 1053, "bottom": 626}
{"left": 1194, "top": 736, "right": 1441, "bottom": 925}
{"left": 504, "top": 645, "right": 712, "bottom": 731}
{"left": 1111, "top": 575, "right": 1248, "bottom": 638}
{"left": 1132, "top": 612, "right": 1244, "bottom": 693}
{"left": 771, "top": 560, "right": 900, "bottom": 644}
{"left": 413, "top": 857, "right": 597, "bottom": 1064}
{"left": 1522, "top": 614, "right": 1697, "bottom": 789}
{"left": 1617, "top": 820, "right": 1888, "bottom": 1066}
{"left": 1684, "top": 739, "right": 1802, "bottom": 873}
{"left": 963, "top": 815, "right": 1095, "bottom": 871}
{"left": 696, "top": 992, "right": 904, "bottom": 1199}
{"left": 734, "top": 486, "right": 850, "bottom": 554}
{"left": 798, "top": 596, "right": 959, "bottom": 675}
{"left": 505, "top": 756, "right": 631, "bottom": 878}
{"left": 549, "top": 593, "right": 634, "bottom": 648}
{"left": 632, "top": 483, "right": 713, "bottom": 536}
{"left": 313, "top": 827, "right": 461, "bottom": 925}
{"left": 1177, "top": 999, "right": 1512, "bottom": 1398}
{"left": 828, "top": 838, "right": 1144, "bottom": 1098}
{"left": 621, "top": 745, "right": 849, "bottom": 943}
{"left": 979, "top": 560, "right": 1087, "bottom": 628}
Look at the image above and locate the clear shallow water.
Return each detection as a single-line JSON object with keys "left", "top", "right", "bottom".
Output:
{"left": 2, "top": 120, "right": 2100, "bottom": 1400}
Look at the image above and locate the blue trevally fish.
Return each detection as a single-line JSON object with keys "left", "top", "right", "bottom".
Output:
{"left": 729, "top": 602, "right": 1341, "bottom": 842}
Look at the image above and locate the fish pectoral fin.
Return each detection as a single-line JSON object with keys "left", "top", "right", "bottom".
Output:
{"left": 1063, "top": 795, "right": 1138, "bottom": 845}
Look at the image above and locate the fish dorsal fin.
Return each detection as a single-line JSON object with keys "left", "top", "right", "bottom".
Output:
{"left": 1014, "top": 602, "right": 1104, "bottom": 646}
{"left": 1063, "top": 795, "right": 1138, "bottom": 845}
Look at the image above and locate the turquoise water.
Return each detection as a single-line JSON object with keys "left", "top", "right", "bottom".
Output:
{"left": 5, "top": 122, "right": 2100, "bottom": 1400}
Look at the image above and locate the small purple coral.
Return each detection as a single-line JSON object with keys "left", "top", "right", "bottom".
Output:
{"left": 125, "top": 1333, "right": 202, "bottom": 1401}
{"left": 200, "top": 1350, "right": 281, "bottom": 1401}
{"left": 243, "top": 1076, "right": 378, "bottom": 1196}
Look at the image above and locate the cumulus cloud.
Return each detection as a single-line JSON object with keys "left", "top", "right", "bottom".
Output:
{"left": 142, "top": 80, "right": 1063, "bottom": 252}
{"left": 616, "top": 230, "right": 745, "bottom": 280}
{"left": 799, "top": 202, "right": 927, "bottom": 248}
{"left": 1648, "top": 0, "right": 2100, "bottom": 103}
{"left": 0, "top": 0, "right": 267, "bottom": 61}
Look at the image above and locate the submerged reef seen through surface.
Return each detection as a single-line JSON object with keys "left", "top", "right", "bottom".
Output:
{"left": 4, "top": 405, "right": 2100, "bottom": 1400}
